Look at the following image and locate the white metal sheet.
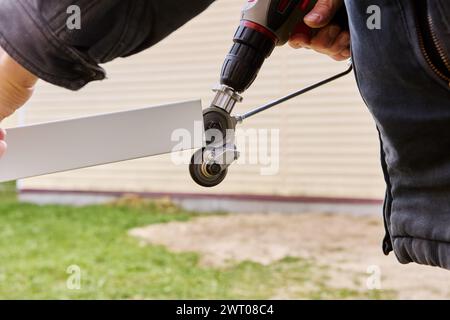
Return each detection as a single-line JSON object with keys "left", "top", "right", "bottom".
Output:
{"left": 0, "top": 100, "right": 203, "bottom": 182}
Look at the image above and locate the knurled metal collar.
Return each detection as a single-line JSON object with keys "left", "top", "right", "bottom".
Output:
{"left": 210, "top": 84, "right": 243, "bottom": 113}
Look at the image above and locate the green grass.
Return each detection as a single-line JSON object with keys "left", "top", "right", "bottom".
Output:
{"left": 0, "top": 183, "right": 394, "bottom": 299}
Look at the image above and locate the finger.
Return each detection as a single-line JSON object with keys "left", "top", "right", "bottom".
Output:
{"left": 310, "top": 25, "right": 341, "bottom": 54}
{"left": 0, "top": 140, "right": 7, "bottom": 158}
{"left": 304, "top": 0, "right": 344, "bottom": 28}
{"left": 289, "top": 33, "right": 311, "bottom": 49}
{"left": 330, "top": 53, "right": 348, "bottom": 61}
{"left": 331, "top": 48, "right": 351, "bottom": 61}
{"left": 340, "top": 48, "right": 351, "bottom": 58}
{"left": 328, "top": 31, "right": 350, "bottom": 55}
{"left": 0, "top": 128, "right": 6, "bottom": 140}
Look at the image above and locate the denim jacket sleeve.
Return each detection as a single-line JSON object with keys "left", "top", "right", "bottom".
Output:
{"left": 0, "top": 0, "right": 215, "bottom": 90}
{"left": 346, "top": 0, "right": 450, "bottom": 269}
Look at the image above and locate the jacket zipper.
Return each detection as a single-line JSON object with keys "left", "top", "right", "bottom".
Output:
{"left": 417, "top": 13, "right": 450, "bottom": 87}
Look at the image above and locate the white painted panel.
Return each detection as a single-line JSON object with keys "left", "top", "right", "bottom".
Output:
{"left": 0, "top": 101, "right": 202, "bottom": 182}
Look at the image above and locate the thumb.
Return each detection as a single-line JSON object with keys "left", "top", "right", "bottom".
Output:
{"left": 304, "top": 0, "right": 344, "bottom": 28}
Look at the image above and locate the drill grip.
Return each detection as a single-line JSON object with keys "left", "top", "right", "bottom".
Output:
{"left": 220, "top": 23, "right": 276, "bottom": 93}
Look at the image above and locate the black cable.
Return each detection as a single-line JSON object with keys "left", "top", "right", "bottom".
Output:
{"left": 239, "top": 63, "right": 353, "bottom": 121}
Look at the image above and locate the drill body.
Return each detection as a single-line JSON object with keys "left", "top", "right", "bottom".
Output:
{"left": 211, "top": 0, "right": 317, "bottom": 113}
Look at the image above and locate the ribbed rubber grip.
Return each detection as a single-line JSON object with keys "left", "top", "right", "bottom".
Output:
{"left": 220, "top": 24, "right": 276, "bottom": 93}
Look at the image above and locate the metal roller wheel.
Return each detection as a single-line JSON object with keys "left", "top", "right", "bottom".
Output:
{"left": 189, "top": 147, "right": 228, "bottom": 188}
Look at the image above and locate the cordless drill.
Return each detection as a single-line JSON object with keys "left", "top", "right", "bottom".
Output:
{"left": 190, "top": 0, "right": 321, "bottom": 187}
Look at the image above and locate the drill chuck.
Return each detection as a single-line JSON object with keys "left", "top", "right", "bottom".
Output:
{"left": 220, "top": 22, "right": 277, "bottom": 94}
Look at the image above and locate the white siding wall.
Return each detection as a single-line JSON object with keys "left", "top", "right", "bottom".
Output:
{"left": 17, "top": 0, "right": 385, "bottom": 199}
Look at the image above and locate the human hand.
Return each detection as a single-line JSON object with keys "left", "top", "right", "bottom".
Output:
{"left": 289, "top": 0, "right": 351, "bottom": 61}
{"left": 0, "top": 128, "right": 6, "bottom": 158}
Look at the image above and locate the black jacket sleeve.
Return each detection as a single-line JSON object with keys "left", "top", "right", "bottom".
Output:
{"left": 0, "top": 0, "right": 215, "bottom": 90}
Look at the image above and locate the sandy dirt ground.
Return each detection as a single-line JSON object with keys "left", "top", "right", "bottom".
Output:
{"left": 130, "top": 213, "right": 450, "bottom": 299}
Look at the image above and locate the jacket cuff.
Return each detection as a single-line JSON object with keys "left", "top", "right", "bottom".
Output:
{"left": 0, "top": 1, "right": 105, "bottom": 90}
